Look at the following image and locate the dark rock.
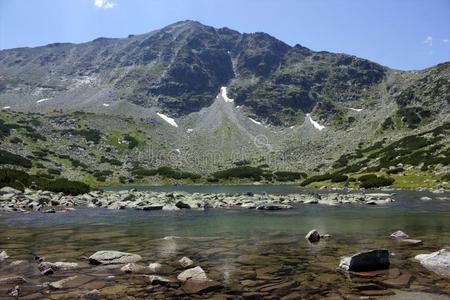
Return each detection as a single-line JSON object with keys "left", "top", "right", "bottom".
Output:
{"left": 256, "top": 204, "right": 293, "bottom": 210}
{"left": 142, "top": 205, "right": 163, "bottom": 211}
{"left": 175, "top": 201, "right": 191, "bottom": 209}
{"left": 305, "top": 229, "right": 321, "bottom": 243}
{"left": 339, "top": 249, "right": 390, "bottom": 272}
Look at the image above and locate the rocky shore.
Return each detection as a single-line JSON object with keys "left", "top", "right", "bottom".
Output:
{"left": 0, "top": 186, "right": 401, "bottom": 213}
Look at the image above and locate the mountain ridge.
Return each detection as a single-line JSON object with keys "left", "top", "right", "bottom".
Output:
{"left": 0, "top": 20, "right": 449, "bottom": 188}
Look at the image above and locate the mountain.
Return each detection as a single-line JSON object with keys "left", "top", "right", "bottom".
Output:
{"left": 0, "top": 21, "right": 449, "bottom": 188}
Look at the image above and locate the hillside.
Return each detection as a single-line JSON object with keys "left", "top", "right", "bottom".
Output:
{"left": 0, "top": 20, "right": 449, "bottom": 188}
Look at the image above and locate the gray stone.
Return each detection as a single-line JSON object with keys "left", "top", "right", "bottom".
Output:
{"left": 415, "top": 249, "right": 450, "bottom": 277}
{"left": 178, "top": 256, "right": 194, "bottom": 268}
{"left": 339, "top": 249, "right": 390, "bottom": 272}
{"left": 120, "top": 263, "right": 149, "bottom": 273}
{"left": 177, "top": 266, "right": 208, "bottom": 282}
{"left": 390, "top": 230, "right": 409, "bottom": 239}
{"left": 89, "top": 250, "right": 142, "bottom": 265}
{"left": 0, "top": 250, "right": 9, "bottom": 261}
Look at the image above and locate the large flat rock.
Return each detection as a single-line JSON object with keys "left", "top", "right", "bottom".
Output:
{"left": 89, "top": 250, "right": 142, "bottom": 265}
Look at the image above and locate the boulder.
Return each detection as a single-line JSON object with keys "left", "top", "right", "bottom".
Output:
{"left": 305, "top": 229, "right": 321, "bottom": 243}
{"left": 339, "top": 249, "right": 390, "bottom": 272}
{"left": 178, "top": 256, "right": 194, "bottom": 268}
{"left": 89, "top": 250, "right": 142, "bottom": 265}
{"left": 148, "top": 262, "right": 163, "bottom": 273}
{"left": 177, "top": 266, "right": 208, "bottom": 282}
{"left": 0, "top": 250, "right": 9, "bottom": 261}
{"left": 390, "top": 230, "right": 409, "bottom": 239}
{"left": 175, "top": 201, "right": 191, "bottom": 209}
{"left": 414, "top": 249, "right": 450, "bottom": 277}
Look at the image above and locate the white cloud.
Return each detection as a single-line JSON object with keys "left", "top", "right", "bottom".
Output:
{"left": 94, "top": 0, "right": 115, "bottom": 9}
{"left": 443, "top": 39, "right": 449, "bottom": 43}
{"left": 423, "top": 36, "right": 433, "bottom": 46}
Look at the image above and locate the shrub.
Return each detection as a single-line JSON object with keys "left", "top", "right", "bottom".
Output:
{"left": 386, "top": 167, "right": 404, "bottom": 175}
{"left": 213, "top": 166, "right": 263, "bottom": 180}
{"left": 300, "top": 173, "right": 333, "bottom": 186}
{"left": 100, "top": 156, "right": 123, "bottom": 166}
{"left": 0, "top": 150, "right": 32, "bottom": 168}
{"left": 39, "top": 178, "right": 90, "bottom": 195}
{"left": 358, "top": 174, "right": 394, "bottom": 189}
{"left": 330, "top": 174, "right": 348, "bottom": 183}
{"left": 0, "top": 168, "right": 33, "bottom": 191}
{"left": 63, "top": 128, "right": 101, "bottom": 144}
{"left": 122, "top": 134, "right": 139, "bottom": 149}
{"left": 274, "top": 171, "right": 307, "bottom": 181}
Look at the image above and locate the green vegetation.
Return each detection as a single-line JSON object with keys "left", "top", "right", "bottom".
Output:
{"left": 62, "top": 128, "right": 101, "bottom": 144}
{"left": 212, "top": 166, "right": 264, "bottom": 180}
{"left": 131, "top": 166, "right": 201, "bottom": 180}
{"left": 358, "top": 174, "right": 394, "bottom": 189}
{"left": 0, "top": 150, "right": 32, "bottom": 168}
{"left": 0, "top": 168, "right": 90, "bottom": 195}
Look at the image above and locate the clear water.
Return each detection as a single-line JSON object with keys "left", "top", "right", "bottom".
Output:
{"left": 0, "top": 189, "right": 449, "bottom": 299}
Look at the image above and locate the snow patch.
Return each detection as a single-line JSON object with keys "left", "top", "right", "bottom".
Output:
{"left": 186, "top": 129, "right": 193, "bottom": 133}
{"left": 36, "top": 98, "right": 51, "bottom": 104}
{"left": 2, "top": 106, "right": 11, "bottom": 109}
{"left": 103, "top": 103, "right": 110, "bottom": 107}
{"left": 290, "top": 126, "right": 295, "bottom": 129}
{"left": 306, "top": 114, "right": 325, "bottom": 131}
{"left": 174, "top": 149, "right": 181, "bottom": 153}
{"left": 249, "top": 117, "right": 262, "bottom": 125}
{"left": 157, "top": 112, "right": 178, "bottom": 128}
{"left": 220, "top": 87, "right": 234, "bottom": 102}
{"left": 346, "top": 107, "right": 363, "bottom": 112}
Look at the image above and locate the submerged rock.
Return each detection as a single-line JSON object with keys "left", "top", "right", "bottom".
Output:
{"left": 89, "top": 250, "right": 142, "bottom": 265}
{"left": 49, "top": 275, "right": 92, "bottom": 289}
{"left": 390, "top": 230, "right": 409, "bottom": 239}
{"left": 146, "top": 275, "right": 178, "bottom": 286}
{"left": 0, "top": 276, "right": 26, "bottom": 285}
{"left": 177, "top": 266, "right": 208, "bottom": 282}
{"left": 305, "top": 229, "right": 321, "bottom": 243}
{"left": 38, "top": 261, "right": 79, "bottom": 273}
{"left": 0, "top": 250, "right": 9, "bottom": 261}
{"left": 414, "top": 249, "right": 450, "bottom": 277}
{"left": 182, "top": 278, "right": 221, "bottom": 294}
{"left": 256, "top": 204, "right": 293, "bottom": 210}
{"left": 148, "top": 262, "right": 163, "bottom": 273}
{"left": 339, "top": 249, "right": 390, "bottom": 272}
{"left": 178, "top": 256, "right": 194, "bottom": 268}
{"left": 120, "top": 263, "right": 149, "bottom": 273}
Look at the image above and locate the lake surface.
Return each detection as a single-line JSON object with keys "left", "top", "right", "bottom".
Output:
{"left": 0, "top": 189, "right": 449, "bottom": 299}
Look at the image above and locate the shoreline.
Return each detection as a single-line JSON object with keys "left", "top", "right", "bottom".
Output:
{"left": 1, "top": 186, "right": 448, "bottom": 213}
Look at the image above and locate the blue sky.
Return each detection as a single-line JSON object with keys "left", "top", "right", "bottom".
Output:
{"left": 1, "top": 0, "right": 449, "bottom": 70}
